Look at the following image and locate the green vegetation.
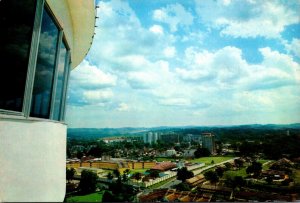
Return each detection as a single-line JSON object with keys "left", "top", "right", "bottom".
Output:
{"left": 246, "top": 161, "right": 262, "bottom": 177}
{"left": 177, "top": 167, "right": 194, "bottom": 182}
{"left": 293, "top": 169, "right": 300, "bottom": 185}
{"left": 130, "top": 169, "right": 148, "bottom": 174}
{"left": 78, "top": 170, "right": 98, "bottom": 194}
{"left": 66, "top": 191, "right": 104, "bottom": 202}
{"left": 261, "top": 160, "right": 274, "bottom": 170}
{"left": 224, "top": 159, "right": 274, "bottom": 179}
{"left": 204, "top": 170, "right": 219, "bottom": 185}
{"left": 224, "top": 167, "right": 248, "bottom": 178}
{"left": 66, "top": 168, "right": 76, "bottom": 183}
{"left": 257, "top": 160, "right": 269, "bottom": 164}
{"left": 190, "top": 156, "right": 234, "bottom": 165}
{"left": 194, "top": 147, "right": 211, "bottom": 158}
{"left": 103, "top": 181, "right": 136, "bottom": 202}
{"left": 148, "top": 177, "right": 176, "bottom": 189}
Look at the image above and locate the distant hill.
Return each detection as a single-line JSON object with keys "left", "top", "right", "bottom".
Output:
{"left": 67, "top": 127, "right": 148, "bottom": 140}
{"left": 67, "top": 123, "right": 300, "bottom": 140}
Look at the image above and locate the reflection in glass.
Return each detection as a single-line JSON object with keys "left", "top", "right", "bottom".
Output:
{"left": 53, "top": 42, "right": 68, "bottom": 120}
{"left": 0, "top": 0, "right": 36, "bottom": 111}
{"left": 30, "top": 8, "right": 59, "bottom": 118}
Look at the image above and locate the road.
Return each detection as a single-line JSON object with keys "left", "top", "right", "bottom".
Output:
{"left": 158, "top": 178, "right": 182, "bottom": 189}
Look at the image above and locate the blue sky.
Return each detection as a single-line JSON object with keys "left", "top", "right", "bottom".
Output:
{"left": 65, "top": 0, "right": 300, "bottom": 128}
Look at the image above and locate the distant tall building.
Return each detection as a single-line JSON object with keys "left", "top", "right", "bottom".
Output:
{"left": 154, "top": 132, "right": 158, "bottom": 143}
{"left": 201, "top": 133, "right": 216, "bottom": 154}
{"left": 143, "top": 132, "right": 158, "bottom": 144}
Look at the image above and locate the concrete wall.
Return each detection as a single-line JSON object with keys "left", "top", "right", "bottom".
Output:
{"left": 0, "top": 118, "right": 66, "bottom": 202}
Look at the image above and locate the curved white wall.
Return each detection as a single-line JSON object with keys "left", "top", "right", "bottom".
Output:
{"left": 0, "top": 119, "right": 66, "bottom": 202}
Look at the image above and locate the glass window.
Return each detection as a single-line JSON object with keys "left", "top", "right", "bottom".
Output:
{"left": 30, "top": 8, "right": 59, "bottom": 118}
{"left": 52, "top": 42, "right": 68, "bottom": 121}
{"left": 0, "top": 0, "right": 36, "bottom": 112}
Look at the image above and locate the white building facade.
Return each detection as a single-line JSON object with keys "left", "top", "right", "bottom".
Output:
{"left": 143, "top": 132, "right": 158, "bottom": 144}
{"left": 201, "top": 133, "right": 216, "bottom": 154}
{"left": 0, "top": 0, "right": 95, "bottom": 201}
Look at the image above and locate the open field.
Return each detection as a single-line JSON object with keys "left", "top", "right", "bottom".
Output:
{"left": 130, "top": 169, "right": 148, "bottom": 174}
{"left": 148, "top": 177, "right": 176, "bottom": 189}
{"left": 224, "top": 167, "right": 248, "bottom": 178}
{"left": 66, "top": 191, "right": 104, "bottom": 202}
{"left": 293, "top": 169, "right": 300, "bottom": 185}
{"left": 224, "top": 159, "right": 275, "bottom": 178}
{"left": 259, "top": 160, "right": 274, "bottom": 170}
{"left": 257, "top": 159, "right": 270, "bottom": 164}
{"left": 190, "top": 156, "right": 234, "bottom": 165}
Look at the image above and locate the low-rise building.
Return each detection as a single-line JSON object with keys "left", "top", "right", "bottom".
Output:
{"left": 151, "top": 162, "right": 177, "bottom": 171}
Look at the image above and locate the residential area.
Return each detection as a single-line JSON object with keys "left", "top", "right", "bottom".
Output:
{"left": 64, "top": 126, "right": 300, "bottom": 202}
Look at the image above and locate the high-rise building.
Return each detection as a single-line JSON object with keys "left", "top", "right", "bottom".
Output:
{"left": 143, "top": 132, "right": 158, "bottom": 144}
{"left": 201, "top": 133, "right": 216, "bottom": 154}
{"left": 154, "top": 132, "right": 158, "bottom": 143}
{"left": 0, "top": 0, "right": 95, "bottom": 201}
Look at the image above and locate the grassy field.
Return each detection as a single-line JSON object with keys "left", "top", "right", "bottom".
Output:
{"left": 66, "top": 191, "right": 104, "bottom": 202}
{"left": 293, "top": 169, "right": 300, "bottom": 185}
{"left": 257, "top": 160, "right": 274, "bottom": 170}
{"left": 190, "top": 156, "right": 234, "bottom": 165}
{"left": 130, "top": 169, "right": 148, "bottom": 174}
{"left": 224, "top": 167, "right": 248, "bottom": 178}
{"left": 148, "top": 177, "right": 176, "bottom": 189}
{"left": 257, "top": 159, "right": 269, "bottom": 164}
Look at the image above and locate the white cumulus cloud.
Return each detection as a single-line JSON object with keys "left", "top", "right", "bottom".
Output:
{"left": 149, "top": 25, "right": 164, "bottom": 35}
{"left": 195, "top": 0, "right": 300, "bottom": 38}
{"left": 116, "top": 103, "right": 130, "bottom": 111}
{"left": 70, "top": 60, "right": 117, "bottom": 89}
{"left": 163, "top": 46, "right": 176, "bottom": 58}
{"left": 153, "top": 3, "right": 194, "bottom": 32}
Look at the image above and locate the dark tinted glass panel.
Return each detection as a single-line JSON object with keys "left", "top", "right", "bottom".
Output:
{"left": 53, "top": 42, "right": 68, "bottom": 120}
{"left": 0, "top": 0, "right": 36, "bottom": 111}
{"left": 30, "top": 9, "right": 59, "bottom": 118}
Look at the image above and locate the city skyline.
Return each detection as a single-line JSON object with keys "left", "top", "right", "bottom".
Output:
{"left": 66, "top": 0, "right": 300, "bottom": 128}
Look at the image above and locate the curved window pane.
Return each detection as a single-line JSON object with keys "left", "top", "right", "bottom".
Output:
{"left": 53, "top": 42, "right": 68, "bottom": 120}
{"left": 30, "top": 8, "right": 59, "bottom": 118}
{"left": 0, "top": 0, "right": 36, "bottom": 112}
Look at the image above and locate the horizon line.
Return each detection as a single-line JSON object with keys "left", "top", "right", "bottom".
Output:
{"left": 67, "top": 122, "right": 300, "bottom": 129}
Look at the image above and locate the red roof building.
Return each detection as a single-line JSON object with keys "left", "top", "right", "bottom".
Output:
{"left": 151, "top": 162, "right": 177, "bottom": 171}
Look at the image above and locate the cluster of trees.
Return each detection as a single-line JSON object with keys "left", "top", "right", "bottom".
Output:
{"left": 204, "top": 170, "right": 220, "bottom": 186}
{"left": 203, "top": 159, "right": 246, "bottom": 188}
{"left": 103, "top": 169, "right": 136, "bottom": 202}
{"left": 174, "top": 167, "right": 195, "bottom": 192}
{"left": 177, "top": 167, "right": 194, "bottom": 182}
{"left": 66, "top": 168, "right": 76, "bottom": 183}
{"left": 225, "top": 176, "right": 246, "bottom": 191}
{"left": 194, "top": 147, "right": 211, "bottom": 158}
{"left": 246, "top": 161, "right": 262, "bottom": 177}
{"left": 78, "top": 170, "right": 99, "bottom": 194}
{"left": 235, "top": 134, "right": 300, "bottom": 159}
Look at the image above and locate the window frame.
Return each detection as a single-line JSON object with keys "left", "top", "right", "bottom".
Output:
{"left": 50, "top": 36, "right": 71, "bottom": 121}
{"left": 0, "top": 0, "right": 39, "bottom": 117}
{"left": 0, "top": 0, "right": 71, "bottom": 123}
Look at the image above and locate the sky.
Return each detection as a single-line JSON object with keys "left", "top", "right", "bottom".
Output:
{"left": 65, "top": 0, "right": 300, "bottom": 128}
